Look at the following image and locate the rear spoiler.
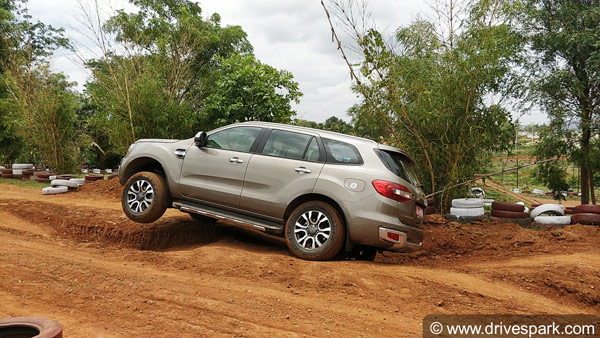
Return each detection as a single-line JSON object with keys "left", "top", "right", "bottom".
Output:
{"left": 376, "top": 144, "right": 416, "bottom": 165}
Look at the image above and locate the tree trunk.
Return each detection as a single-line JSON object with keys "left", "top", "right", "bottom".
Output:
{"left": 580, "top": 123, "right": 591, "bottom": 204}
{"left": 591, "top": 169, "right": 597, "bottom": 205}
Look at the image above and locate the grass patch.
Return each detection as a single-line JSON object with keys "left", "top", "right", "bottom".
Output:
{"left": 0, "top": 178, "right": 49, "bottom": 189}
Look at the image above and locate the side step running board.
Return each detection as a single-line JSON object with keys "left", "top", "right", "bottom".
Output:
{"left": 172, "top": 200, "right": 284, "bottom": 233}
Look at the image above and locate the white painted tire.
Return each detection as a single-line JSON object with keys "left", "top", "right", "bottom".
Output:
{"left": 49, "top": 175, "right": 57, "bottom": 181}
{"left": 515, "top": 201, "right": 525, "bottom": 206}
{"left": 534, "top": 215, "right": 571, "bottom": 225}
{"left": 451, "top": 198, "right": 484, "bottom": 208}
{"left": 12, "top": 163, "right": 34, "bottom": 169}
{"left": 12, "top": 169, "right": 23, "bottom": 176}
{"left": 51, "top": 179, "right": 79, "bottom": 188}
{"left": 42, "top": 186, "right": 68, "bottom": 195}
{"left": 530, "top": 204, "right": 564, "bottom": 219}
{"left": 450, "top": 207, "right": 485, "bottom": 217}
{"left": 81, "top": 169, "right": 88, "bottom": 174}
{"left": 0, "top": 166, "right": 4, "bottom": 170}
{"left": 69, "top": 178, "right": 85, "bottom": 185}
{"left": 93, "top": 169, "right": 101, "bottom": 174}
{"left": 105, "top": 169, "right": 113, "bottom": 173}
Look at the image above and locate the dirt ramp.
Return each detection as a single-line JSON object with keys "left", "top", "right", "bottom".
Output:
{"left": 1, "top": 198, "right": 286, "bottom": 253}
{"left": 77, "top": 178, "right": 123, "bottom": 201}
{"left": 379, "top": 216, "right": 600, "bottom": 265}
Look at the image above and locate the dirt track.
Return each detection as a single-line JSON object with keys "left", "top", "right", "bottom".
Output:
{"left": 0, "top": 181, "right": 599, "bottom": 337}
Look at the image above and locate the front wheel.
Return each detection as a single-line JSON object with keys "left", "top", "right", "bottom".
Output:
{"left": 122, "top": 171, "right": 167, "bottom": 223}
{"left": 285, "top": 201, "right": 345, "bottom": 261}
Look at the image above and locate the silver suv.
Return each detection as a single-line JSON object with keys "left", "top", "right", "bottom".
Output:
{"left": 119, "top": 122, "right": 425, "bottom": 260}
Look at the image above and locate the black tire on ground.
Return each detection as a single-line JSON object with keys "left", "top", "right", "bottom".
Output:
{"left": 491, "top": 209, "right": 529, "bottom": 219}
{"left": 285, "top": 201, "right": 345, "bottom": 261}
{"left": 426, "top": 197, "right": 435, "bottom": 205}
{"left": 0, "top": 317, "right": 62, "bottom": 338}
{"left": 573, "top": 204, "right": 600, "bottom": 215}
{"left": 491, "top": 201, "right": 525, "bottom": 212}
{"left": 189, "top": 213, "right": 218, "bottom": 223}
{"left": 571, "top": 213, "right": 600, "bottom": 225}
{"left": 121, "top": 171, "right": 167, "bottom": 223}
{"left": 349, "top": 245, "right": 377, "bottom": 261}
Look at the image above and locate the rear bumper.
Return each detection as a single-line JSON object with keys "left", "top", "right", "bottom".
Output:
{"left": 378, "top": 227, "right": 422, "bottom": 252}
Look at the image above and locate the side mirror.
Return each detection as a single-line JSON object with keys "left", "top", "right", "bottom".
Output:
{"left": 194, "top": 131, "right": 208, "bottom": 148}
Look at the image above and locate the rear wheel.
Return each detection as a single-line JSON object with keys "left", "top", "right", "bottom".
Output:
{"left": 122, "top": 171, "right": 167, "bottom": 223}
{"left": 189, "top": 213, "right": 218, "bottom": 223}
{"left": 285, "top": 201, "right": 345, "bottom": 261}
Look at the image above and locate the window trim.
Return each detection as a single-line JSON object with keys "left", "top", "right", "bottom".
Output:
{"left": 204, "top": 126, "right": 266, "bottom": 153}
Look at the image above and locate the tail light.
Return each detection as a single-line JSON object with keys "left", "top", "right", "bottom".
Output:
{"left": 372, "top": 180, "right": 412, "bottom": 202}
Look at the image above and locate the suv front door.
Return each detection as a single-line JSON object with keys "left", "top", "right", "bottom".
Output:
{"left": 240, "top": 129, "right": 325, "bottom": 219}
{"left": 179, "top": 126, "right": 263, "bottom": 208}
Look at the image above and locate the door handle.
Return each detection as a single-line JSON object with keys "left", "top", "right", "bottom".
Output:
{"left": 294, "top": 167, "right": 311, "bottom": 174}
{"left": 174, "top": 149, "right": 186, "bottom": 159}
{"left": 229, "top": 157, "right": 244, "bottom": 164}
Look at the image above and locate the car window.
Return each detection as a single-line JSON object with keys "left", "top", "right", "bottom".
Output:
{"left": 303, "top": 137, "right": 320, "bottom": 162}
{"left": 322, "top": 138, "right": 362, "bottom": 164}
{"left": 262, "top": 130, "right": 312, "bottom": 160}
{"left": 206, "top": 127, "right": 262, "bottom": 152}
{"left": 376, "top": 149, "right": 420, "bottom": 185}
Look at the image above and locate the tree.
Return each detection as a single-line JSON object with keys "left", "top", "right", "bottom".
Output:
{"left": 523, "top": 0, "right": 600, "bottom": 204}
{"left": 84, "top": 0, "right": 301, "bottom": 156}
{"left": 0, "top": 0, "right": 73, "bottom": 167}
{"left": 294, "top": 116, "right": 355, "bottom": 134}
{"left": 323, "top": 0, "right": 524, "bottom": 206}
{"left": 203, "top": 54, "right": 301, "bottom": 129}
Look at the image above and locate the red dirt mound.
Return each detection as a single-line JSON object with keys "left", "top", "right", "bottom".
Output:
{"left": 379, "top": 215, "right": 600, "bottom": 265}
{"left": 78, "top": 177, "right": 123, "bottom": 201}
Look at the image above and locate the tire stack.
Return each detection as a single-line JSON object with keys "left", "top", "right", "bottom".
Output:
{"left": 530, "top": 204, "right": 570, "bottom": 226}
{"left": 12, "top": 164, "right": 34, "bottom": 179}
{"left": 490, "top": 201, "right": 531, "bottom": 226}
{"left": 571, "top": 205, "right": 600, "bottom": 225}
{"left": 1, "top": 168, "right": 12, "bottom": 179}
{"left": 22, "top": 169, "right": 34, "bottom": 180}
{"left": 448, "top": 198, "right": 486, "bottom": 222}
{"left": 84, "top": 174, "right": 104, "bottom": 183}
{"left": 36, "top": 172, "right": 55, "bottom": 183}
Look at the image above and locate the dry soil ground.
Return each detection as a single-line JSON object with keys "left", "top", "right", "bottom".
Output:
{"left": 0, "top": 180, "right": 599, "bottom": 337}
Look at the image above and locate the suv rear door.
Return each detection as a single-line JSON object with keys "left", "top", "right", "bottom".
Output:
{"left": 239, "top": 129, "right": 325, "bottom": 219}
{"left": 178, "top": 126, "right": 263, "bottom": 208}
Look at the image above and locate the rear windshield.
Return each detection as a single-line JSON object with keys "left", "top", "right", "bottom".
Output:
{"left": 375, "top": 149, "right": 420, "bottom": 185}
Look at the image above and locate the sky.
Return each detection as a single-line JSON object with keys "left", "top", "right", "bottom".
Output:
{"left": 26, "top": 0, "right": 547, "bottom": 125}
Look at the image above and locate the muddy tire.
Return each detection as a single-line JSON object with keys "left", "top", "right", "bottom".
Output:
{"left": 285, "top": 201, "right": 345, "bottom": 261}
{"left": 189, "top": 213, "right": 218, "bottom": 223}
{"left": 574, "top": 204, "right": 600, "bottom": 215}
{"left": 122, "top": 171, "right": 167, "bottom": 223}
{"left": 491, "top": 209, "right": 529, "bottom": 219}
{"left": 491, "top": 201, "right": 525, "bottom": 212}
